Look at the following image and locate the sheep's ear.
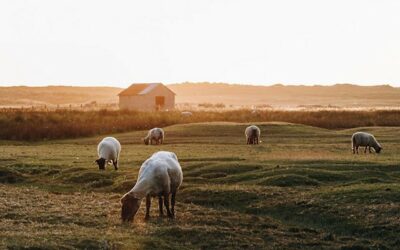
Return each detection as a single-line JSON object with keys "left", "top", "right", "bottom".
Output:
{"left": 120, "top": 192, "right": 137, "bottom": 204}
{"left": 120, "top": 194, "right": 129, "bottom": 204}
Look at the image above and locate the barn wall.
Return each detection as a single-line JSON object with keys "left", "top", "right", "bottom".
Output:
{"left": 118, "top": 85, "right": 175, "bottom": 111}
{"left": 145, "top": 85, "right": 175, "bottom": 110}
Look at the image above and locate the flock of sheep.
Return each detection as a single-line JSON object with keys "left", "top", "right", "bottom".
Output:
{"left": 94, "top": 125, "right": 382, "bottom": 223}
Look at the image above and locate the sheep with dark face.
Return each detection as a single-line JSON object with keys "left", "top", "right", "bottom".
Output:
{"left": 144, "top": 128, "right": 164, "bottom": 145}
{"left": 120, "top": 151, "right": 182, "bottom": 222}
{"left": 95, "top": 137, "right": 121, "bottom": 170}
{"left": 245, "top": 125, "right": 261, "bottom": 145}
{"left": 352, "top": 132, "right": 382, "bottom": 154}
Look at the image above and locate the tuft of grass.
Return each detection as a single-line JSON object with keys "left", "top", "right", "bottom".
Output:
{"left": 0, "top": 167, "right": 25, "bottom": 184}
{"left": 64, "top": 171, "right": 115, "bottom": 184}
{"left": 258, "top": 174, "right": 320, "bottom": 187}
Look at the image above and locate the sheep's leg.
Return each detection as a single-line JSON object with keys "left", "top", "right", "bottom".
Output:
{"left": 352, "top": 147, "right": 355, "bottom": 154}
{"left": 364, "top": 146, "right": 368, "bottom": 154}
{"left": 158, "top": 195, "right": 164, "bottom": 217}
{"left": 171, "top": 192, "right": 176, "bottom": 217}
{"left": 163, "top": 193, "right": 173, "bottom": 218}
{"left": 369, "top": 146, "right": 372, "bottom": 153}
{"left": 356, "top": 146, "right": 359, "bottom": 154}
{"left": 145, "top": 195, "right": 151, "bottom": 220}
{"left": 113, "top": 160, "right": 118, "bottom": 170}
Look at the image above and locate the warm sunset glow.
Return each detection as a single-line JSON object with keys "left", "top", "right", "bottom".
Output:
{"left": 1, "top": 0, "right": 399, "bottom": 87}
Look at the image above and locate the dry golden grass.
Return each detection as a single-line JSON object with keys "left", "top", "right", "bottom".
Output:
{"left": 1, "top": 109, "right": 400, "bottom": 141}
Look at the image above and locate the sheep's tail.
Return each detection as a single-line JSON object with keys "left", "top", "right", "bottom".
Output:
{"left": 351, "top": 135, "right": 356, "bottom": 150}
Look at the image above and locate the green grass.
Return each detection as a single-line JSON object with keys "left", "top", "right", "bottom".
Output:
{"left": 0, "top": 122, "right": 399, "bottom": 249}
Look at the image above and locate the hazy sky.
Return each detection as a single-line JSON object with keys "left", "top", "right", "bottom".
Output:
{"left": 1, "top": 0, "right": 400, "bottom": 87}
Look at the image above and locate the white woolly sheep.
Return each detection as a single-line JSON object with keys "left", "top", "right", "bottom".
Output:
{"left": 120, "top": 151, "right": 183, "bottom": 222}
{"left": 245, "top": 125, "right": 261, "bottom": 145}
{"left": 144, "top": 128, "right": 164, "bottom": 145}
{"left": 95, "top": 137, "right": 121, "bottom": 170}
{"left": 352, "top": 132, "right": 382, "bottom": 154}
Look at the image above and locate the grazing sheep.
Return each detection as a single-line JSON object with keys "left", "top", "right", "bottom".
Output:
{"left": 352, "top": 132, "right": 382, "bottom": 154}
{"left": 181, "top": 111, "right": 193, "bottom": 117}
{"left": 245, "top": 125, "right": 261, "bottom": 144}
{"left": 120, "top": 151, "right": 183, "bottom": 222}
{"left": 144, "top": 128, "right": 164, "bottom": 145}
{"left": 96, "top": 137, "right": 121, "bottom": 170}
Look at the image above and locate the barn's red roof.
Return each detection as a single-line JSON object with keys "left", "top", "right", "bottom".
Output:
{"left": 118, "top": 83, "right": 175, "bottom": 96}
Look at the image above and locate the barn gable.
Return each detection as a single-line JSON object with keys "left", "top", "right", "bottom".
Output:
{"left": 118, "top": 83, "right": 175, "bottom": 96}
{"left": 118, "top": 83, "right": 175, "bottom": 111}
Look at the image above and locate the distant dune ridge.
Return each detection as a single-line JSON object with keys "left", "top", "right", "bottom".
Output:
{"left": 171, "top": 83, "right": 400, "bottom": 108}
{"left": 0, "top": 86, "right": 121, "bottom": 107}
{"left": 0, "top": 83, "right": 399, "bottom": 108}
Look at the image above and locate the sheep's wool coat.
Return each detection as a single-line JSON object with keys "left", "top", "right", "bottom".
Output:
{"left": 245, "top": 125, "right": 261, "bottom": 138}
{"left": 352, "top": 132, "right": 381, "bottom": 148}
{"left": 147, "top": 128, "right": 164, "bottom": 141}
{"left": 98, "top": 137, "right": 121, "bottom": 161}
{"left": 129, "top": 151, "right": 182, "bottom": 199}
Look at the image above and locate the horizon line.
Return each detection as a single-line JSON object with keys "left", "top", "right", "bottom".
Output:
{"left": 0, "top": 82, "right": 398, "bottom": 88}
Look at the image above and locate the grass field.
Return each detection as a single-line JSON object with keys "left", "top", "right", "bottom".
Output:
{"left": 1, "top": 122, "right": 399, "bottom": 249}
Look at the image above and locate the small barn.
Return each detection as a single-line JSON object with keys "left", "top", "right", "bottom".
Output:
{"left": 118, "top": 83, "right": 175, "bottom": 111}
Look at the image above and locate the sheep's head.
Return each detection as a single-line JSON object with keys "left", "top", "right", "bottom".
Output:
{"left": 376, "top": 147, "right": 382, "bottom": 154}
{"left": 95, "top": 158, "right": 106, "bottom": 170}
{"left": 121, "top": 193, "right": 141, "bottom": 222}
{"left": 143, "top": 137, "right": 149, "bottom": 145}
